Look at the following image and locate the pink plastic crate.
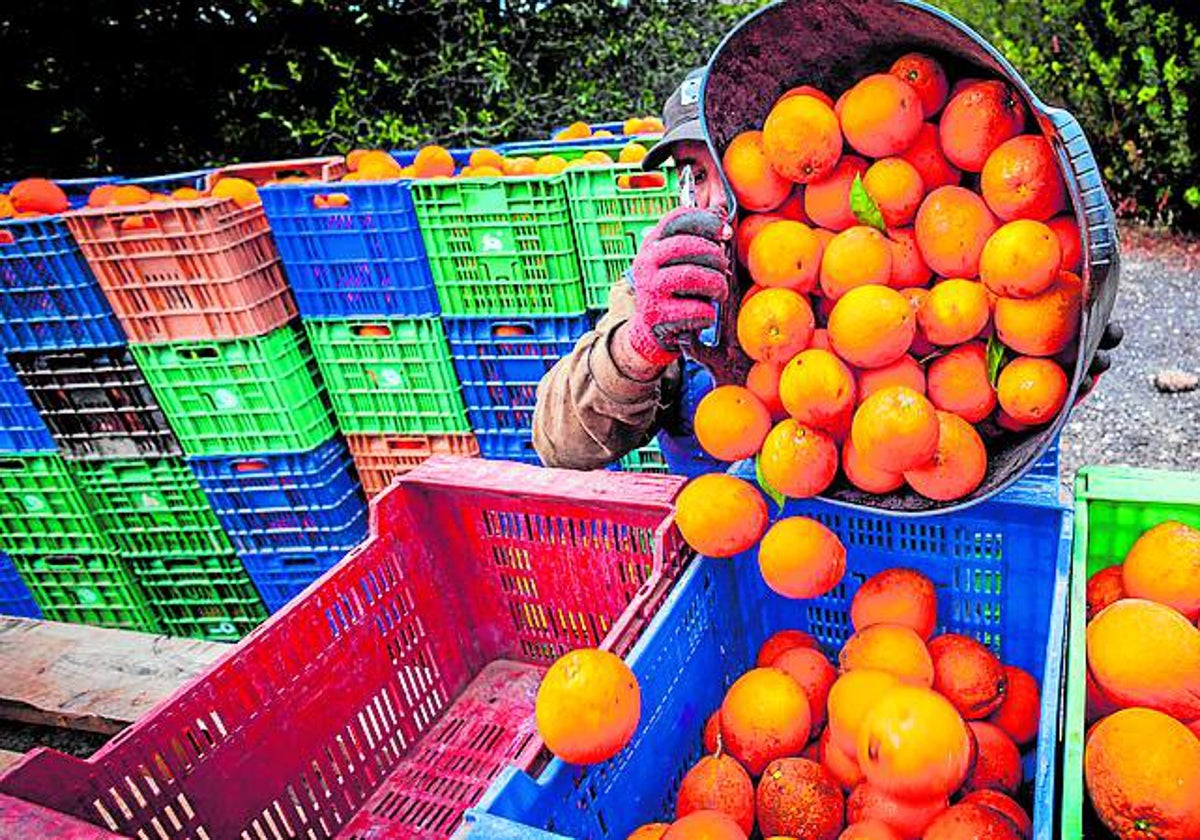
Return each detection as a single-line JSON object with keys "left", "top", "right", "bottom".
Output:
{"left": 0, "top": 793, "right": 130, "bottom": 839}
{"left": 0, "top": 457, "right": 688, "bottom": 840}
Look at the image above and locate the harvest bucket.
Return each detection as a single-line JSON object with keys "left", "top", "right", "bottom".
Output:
{"left": 701, "top": 0, "right": 1119, "bottom": 513}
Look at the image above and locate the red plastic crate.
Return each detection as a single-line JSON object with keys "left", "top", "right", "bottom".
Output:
{"left": 204, "top": 156, "right": 347, "bottom": 190}
{"left": 0, "top": 793, "right": 130, "bottom": 839}
{"left": 0, "top": 457, "right": 689, "bottom": 840}
{"left": 66, "top": 200, "right": 297, "bottom": 343}
{"left": 347, "top": 432, "right": 480, "bottom": 497}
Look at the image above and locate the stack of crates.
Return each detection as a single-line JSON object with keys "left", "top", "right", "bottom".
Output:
{"left": 260, "top": 150, "right": 480, "bottom": 496}
{"left": 0, "top": 177, "right": 163, "bottom": 630}
{"left": 65, "top": 160, "right": 357, "bottom": 621}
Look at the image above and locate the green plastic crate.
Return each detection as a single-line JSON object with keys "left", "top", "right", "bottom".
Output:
{"left": 132, "top": 552, "right": 266, "bottom": 642}
{"left": 566, "top": 164, "right": 679, "bottom": 310}
{"left": 131, "top": 324, "right": 336, "bottom": 456}
{"left": 306, "top": 318, "right": 469, "bottom": 435}
{"left": 411, "top": 176, "right": 585, "bottom": 316}
{"left": 1063, "top": 466, "right": 1200, "bottom": 839}
{"left": 619, "top": 439, "right": 670, "bottom": 474}
{"left": 68, "top": 457, "right": 234, "bottom": 560}
{"left": 0, "top": 454, "right": 113, "bottom": 557}
{"left": 13, "top": 551, "right": 159, "bottom": 632}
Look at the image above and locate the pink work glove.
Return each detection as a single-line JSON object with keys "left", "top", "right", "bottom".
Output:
{"left": 625, "top": 207, "right": 734, "bottom": 367}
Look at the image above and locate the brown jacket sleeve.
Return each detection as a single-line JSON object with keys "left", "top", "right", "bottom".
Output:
{"left": 533, "top": 281, "right": 681, "bottom": 470}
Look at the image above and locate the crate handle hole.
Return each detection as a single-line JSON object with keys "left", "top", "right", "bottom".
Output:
{"left": 617, "top": 172, "right": 667, "bottom": 191}
{"left": 385, "top": 440, "right": 424, "bottom": 453}
{"left": 0, "top": 458, "right": 28, "bottom": 471}
{"left": 313, "top": 193, "right": 351, "bottom": 209}
{"left": 118, "top": 214, "right": 160, "bottom": 233}
{"left": 490, "top": 323, "right": 534, "bottom": 338}
{"left": 282, "top": 555, "right": 319, "bottom": 569}
{"left": 352, "top": 324, "right": 392, "bottom": 339}
{"left": 177, "top": 347, "right": 219, "bottom": 360}
{"left": 45, "top": 555, "right": 85, "bottom": 568}
{"left": 233, "top": 459, "right": 269, "bottom": 473}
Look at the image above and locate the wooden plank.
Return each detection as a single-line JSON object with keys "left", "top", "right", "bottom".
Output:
{"left": 0, "top": 752, "right": 20, "bottom": 774}
{"left": 0, "top": 617, "right": 227, "bottom": 735}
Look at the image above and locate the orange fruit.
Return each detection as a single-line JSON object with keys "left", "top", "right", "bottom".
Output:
{"left": 821, "top": 727, "right": 866, "bottom": 791}
{"left": 820, "top": 226, "right": 894, "bottom": 301}
{"left": 1088, "top": 598, "right": 1200, "bottom": 720}
{"left": 903, "top": 410, "right": 987, "bottom": 502}
{"left": 663, "top": 810, "right": 748, "bottom": 840}
{"left": 534, "top": 155, "right": 569, "bottom": 175}
{"left": 995, "top": 357, "right": 1068, "bottom": 426}
{"left": 847, "top": 783, "right": 948, "bottom": 839}
{"left": 776, "top": 187, "right": 809, "bottom": 224}
{"left": 469, "top": 148, "right": 505, "bottom": 170}
{"left": 756, "top": 758, "right": 846, "bottom": 840}
{"left": 535, "top": 648, "right": 640, "bottom": 764}
{"left": 828, "top": 670, "right": 902, "bottom": 757}
{"left": 583, "top": 150, "right": 614, "bottom": 166}
{"left": 857, "top": 685, "right": 973, "bottom": 801}
{"left": 554, "top": 121, "right": 592, "bottom": 141}
{"left": 627, "top": 824, "right": 670, "bottom": 840}
{"left": 735, "top": 213, "right": 785, "bottom": 267}
{"left": 345, "top": 149, "right": 370, "bottom": 171}
{"left": 805, "top": 156, "right": 869, "bottom": 231}
{"left": 980, "top": 134, "right": 1066, "bottom": 222}
{"left": 890, "top": 53, "right": 950, "bottom": 117}
{"left": 736, "top": 287, "right": 815, "bottom": 364}
{"left": 927, "top": 342, "right": 997, "bottom": 424}
{"left": 358, "top": 150, "right": 406, "bottom": 179}
{"left": 782, "top": 85, "right": 836, "bottom": 108}
{"left": 857, "top": 355, "right": 926, "bottom": 403}
{"left": 86, "top": 184, "right": 119, "bottom": 207}
{"left": 863, "top": 158, "right": 925, "bottom": 228}
{"left": 842, "top": 437, "right": 905, "bottom": 495}
{"left": 694, "top": 385, "right": 773, "bottom": 462}
{"left": 759, "top": 419, "right": 839, "bottom": 498}
{"left": 704, "top": 710, "right": 722, "bottom": 754}
{"left": 758, "top": 516, "right": 847, "bottom": 600}
{"left": 1086, "top": 565, "right": 1127, "bottom": 621}
{"left": 900, "top": 123, "right": 961, "bottom": 191}
{"left": 1121, "top": 521, "right": 1200, "bottom": 620}
{"left": 780, "top": 349, "right": 857, "bottom": 433}
{"left": 928, "top": 633, "right": 1007, "bottom": 720}
{"left": 987, "top": 666, "right": 1040, "bottom": 748}
{"left": 1046, "top": 214, "right": 1083, "bottom": 273}
{"left": 922, "top": 803, "right": 1023, "bottom": 840}
{"left": 504, "top": 156, "right": 538, "bottom": 176}
{"left": 720, "top": 131, "right": 796, "bottom": 211}
{"left": 9, "top": 178, "right": 69, "bottom": 214}
{"left": 993, "top": 271, "right": 1081, "bottom": 357}
{"left": 840, "top": 74, "right": 924, "bottom": 158}
{"left": 1085, "top": 708, "right": 1200, "bottom": 840}
{"left": 674, "top": 474, "right": 769, "bottom": 558}
{"left": 901, "top": 287, "right": 935, "bottom": 357}
{"left": 980, "top": 220, "right": 1062, "bottom": 298}
{"left": 914, "top": 186, "right": 998, "bottom": 277}
{"left": 840, "top": 624, "right": 935, "bottom": 687}
{"left": 887, "top": 227, "right": 933, "bottom": 290}
{"left": 748, "top": 220, "right": 823, "bottom": 292}
{"left": 938, "top": 81, "right": 1028, "bottom": 172}
{"left": 109, "top": 184, "right": 153, "bottom": 206}
{"left": 746, "top": 361, "right": 786, "bottom": 419}
{"left": 469, "top": 165, "right": 503, "bottom": 178}
{"left": 757, "top": 629, "right": 819, "bottom": 667}
{"left": 851, "top": 386, "right": 940, "bottom": 473}
{"left": 811, "top": 327, "right": 832, "bottom": 351}
{"left": 827, "top": 286, "right": 915, "bottom": 370}
{"left": 775, "top": 647, "right": 838, "bottom": 730}
{"left": 619, "top": 142, "right": 649, "bottom": 165}
{"left": 838, "top": 819, "right": 902, "bottom": 840}
{"left": 171, "top": 187, "right": 204, "bottom": 201}
{"left": 210, "top": 177, "right": 260, "bottom": 208}
{"left": 676, "top": 754, "right": 756, "bottom": 835}
{"left": 917, "top": 279, "right": 989, "bottom": 345}
{"left": 0, "top": 195, "right": 15, "bottom": 218}
{"left": 720, "top": 668, "right": 812, "bottom": 776}
{"left": 763, "top": 95, "right": 844, "bottom": 184}
{"left": 1094, "top": 710, "right": 1200, "bottom": 840}
{"left": 851, "top": 568, "right": 938, "bottom": 640}
{"left": 961, "top": 792, "right": 1030, "bottom": 840}
{"left": 962, "top": 722, "right": 1022, "bottom": 796}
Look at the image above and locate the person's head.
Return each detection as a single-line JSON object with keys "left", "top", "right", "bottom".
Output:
{"left": 644, "top": 68, "right": 727, "bottom": 215}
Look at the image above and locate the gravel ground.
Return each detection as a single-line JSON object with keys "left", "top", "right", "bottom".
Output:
{"left": 1058, "top": 228, "right": 1200, "bottom": 497}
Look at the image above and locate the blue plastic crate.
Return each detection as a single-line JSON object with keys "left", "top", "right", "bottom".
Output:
{"left": 118, "top": 169, "right": 212, "bottom": 193}
{"left": 444, "top": 315, "right": 589, "bottom": 435}
{"left": 0, "top": 352, "right": 54, "bottom": 453}
{"left": 0, "top": 213, "right": 125, "bottom": 351}
{"left": 475, "top": 430, "right": 543, "bottom": 465}
{"left": 545, "top": 121, "right": 630, "bottom": 139}
{"left": 187, "top": 437, "right": 369, "bottom": 559}
{"left": 391, "top": 147, "right": 477, "bottom": 168}
{"left": 466, "top": 493, "right": 1072, "bottom": 840}
{"left": 235, "top": 545, "right": 357, "bottom": 614}
{"left": 259, "top": 177, "right": 440, "bottom": 317}
{"left": 0, "top": 551, "right": 41, "bottom": 618}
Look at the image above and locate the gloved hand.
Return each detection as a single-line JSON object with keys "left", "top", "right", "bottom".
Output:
{"left": 625, "top": 207, "right": 733, "bottom": 368}
{"left": 1076, "top": 321, "right": 1124, "bottom": 402}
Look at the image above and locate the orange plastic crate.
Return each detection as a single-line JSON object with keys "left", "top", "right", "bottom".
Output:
{"left": 66, "top": 199, "right": 296, "bottom": 343}
{"left": 347, "top": 432, "right": 480, "bottom": 497}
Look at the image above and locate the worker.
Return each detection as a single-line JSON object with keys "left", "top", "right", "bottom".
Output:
{"left": 533, "top": 68, "right": 1123, "bottom": 474}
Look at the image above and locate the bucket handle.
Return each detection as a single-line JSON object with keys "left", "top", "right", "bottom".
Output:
{"left": 1044, "top": 107, "right": 1117, "bottom": 273}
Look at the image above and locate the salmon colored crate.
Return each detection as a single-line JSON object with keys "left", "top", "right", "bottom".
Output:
{"left": 203, "top": 156, "right": 347, "bottom": 190}
{"left": 347, "top": 432, "right": 480, "bottom": 497}
{"left": 0, "top": 457, "right": 690, "bottom": 840}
